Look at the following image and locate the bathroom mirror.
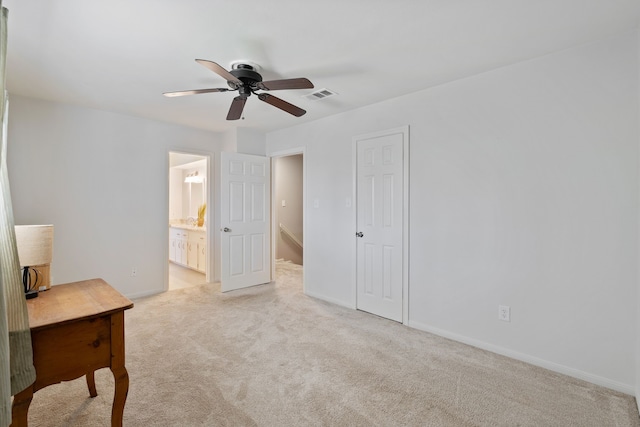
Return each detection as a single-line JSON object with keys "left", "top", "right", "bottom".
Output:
{"left": 188, "top": 181, "right": 205, "bottom": 218}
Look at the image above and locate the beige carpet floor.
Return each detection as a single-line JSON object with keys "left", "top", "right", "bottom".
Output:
{"left": 23, "top": 261, "right": 640, "bottom": 426}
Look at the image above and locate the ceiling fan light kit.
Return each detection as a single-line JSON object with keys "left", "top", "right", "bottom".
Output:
{"left": 163, "top": 59, "right": 314, "bottom": 121}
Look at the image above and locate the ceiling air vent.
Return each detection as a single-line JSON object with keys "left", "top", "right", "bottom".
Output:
{"left": 304, "top": 88, "right": 338, "bottom": 101}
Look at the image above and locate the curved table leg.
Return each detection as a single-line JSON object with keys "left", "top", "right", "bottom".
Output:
{"left": 86, "top": 371, "right": 98, "bottom": 397}
{"left": 10, "top": 386, "right": 34, "bottom": 427}
{"left": 110, "top": 366, "right": 129, "bottom": 427}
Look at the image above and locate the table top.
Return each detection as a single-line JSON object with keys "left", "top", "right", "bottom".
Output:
{"left": 26, "top": 278, "right": 133, "bottom": 330}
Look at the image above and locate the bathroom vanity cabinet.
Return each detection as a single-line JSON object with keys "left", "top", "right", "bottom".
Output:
{"left": 169, "top": 226, "right": 205, "bottom": 273}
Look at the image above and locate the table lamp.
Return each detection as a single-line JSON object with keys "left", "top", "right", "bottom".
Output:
{"left": 14, "top": 224, "right": 54, "bottom": 299}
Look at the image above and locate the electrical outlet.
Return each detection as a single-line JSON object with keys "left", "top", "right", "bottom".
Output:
{"left": 498, "top": 305, "right": 510, "bottom": 322}
{"left": 131, "top": 267, "right": 137, "bottom": 277}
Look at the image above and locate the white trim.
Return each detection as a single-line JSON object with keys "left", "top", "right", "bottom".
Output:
{"left": 269, "top": 146, "right": 307, "bottom": 158}
{"left": 269, "top": 147, "right": 306, "bottom": 294}
{"left": 408, "top": 320, "right": 635, "bottom": 396}
{"left": 351, "top": 140, "right": 357, "bottom": 308}
{"left": 125, "top": 288, "right": 165, "bottom": 300}
{"left": 352, "top": 126, "right": 410, "bottom": 324}
{"left": 279, "top": 222, "right": 303, "bottom": 249}
{"left": 402, "top": 127, "right": 410, "bottom": 325}
{"left": 305, "top": 289, "right": 354, "bottom": 309}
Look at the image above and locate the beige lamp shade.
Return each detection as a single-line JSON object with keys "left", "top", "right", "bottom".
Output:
{"left": 14, "top": 225, "right": 54, "bottom": 267}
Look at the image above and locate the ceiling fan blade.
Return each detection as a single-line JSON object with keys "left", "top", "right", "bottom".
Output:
{"left": 257, "top": 93, "right": 306, "bottom": 117}
{"left": 196, "top": 59, "right": 243, "bottom": 87}
{"left": 257, "top": 78, "right": 314, "bottom": 91}
{"left": 227, "top": 96, "right": 247, "bottom": 120}
{"left": 163, "top": 88, "right": 229, "bottom": 97}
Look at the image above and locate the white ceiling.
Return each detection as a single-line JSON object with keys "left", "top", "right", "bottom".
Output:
{"left": 3, "top": 1, "right": 639, "bottom": 134}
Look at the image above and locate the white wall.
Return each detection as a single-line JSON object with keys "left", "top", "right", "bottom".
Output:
{"left": 220, "top": 129, "right": 237, "bottom": 153}
{"left": 7, "top": 95, "right": 224, "bottom": 298}
{"left": 220, "top": 127, "right": 266, "bottom": 156}
{"left": 267, "top": 32, "right": 639, "bottom": 393}
{"left": 236, "top": 128, "right": 266, "bottom": 155}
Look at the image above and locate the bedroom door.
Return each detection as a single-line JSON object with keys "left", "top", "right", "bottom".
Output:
{"left": 220, "top": 152, "right": 271, "bottom": 292}
{"left": 355, "top": 127, "right": 408, "bottom": 322}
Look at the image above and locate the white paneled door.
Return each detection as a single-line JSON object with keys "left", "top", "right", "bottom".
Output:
{"left": 356, "top": 128, "right": 407, "bottom": 322}
{"left": 220, "top": 152, "right": 271, "bottom": 292}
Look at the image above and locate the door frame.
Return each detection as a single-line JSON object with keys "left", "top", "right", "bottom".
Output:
{"left": 352, "top": 126, "right": 409, "bottom": 324}
{"left": 165, "top": 149, "right": 214, "bottom": 291}
{"left": 270, "top": 147, "right": 306, "bottom": 293}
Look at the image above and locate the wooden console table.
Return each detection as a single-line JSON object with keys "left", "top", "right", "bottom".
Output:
{"left": 10, "top": 278, "right": 134, "bottom": 427}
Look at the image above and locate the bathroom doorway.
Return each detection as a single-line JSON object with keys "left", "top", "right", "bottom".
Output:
{"left": 168, "top": 152, "right": 210, "bottom": 290}
{"left": 272, "top": 149, "right": 305, "bottom": 289}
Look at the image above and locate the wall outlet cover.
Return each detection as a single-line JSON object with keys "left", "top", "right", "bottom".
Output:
{"left": 498, "top": 305, "right": 510, "bottom": 322}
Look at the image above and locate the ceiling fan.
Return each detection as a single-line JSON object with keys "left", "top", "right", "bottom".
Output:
{"left": 163, "top": 59, "right": 314, "bottom": 120}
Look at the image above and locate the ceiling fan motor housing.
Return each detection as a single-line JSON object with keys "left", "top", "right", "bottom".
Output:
{"left": 229, "top": 64, "right": 262, "bottom": 96}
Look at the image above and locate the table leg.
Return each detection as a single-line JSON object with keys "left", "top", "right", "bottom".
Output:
{"left": 110, "top": 365, "right": 129, "bottom": 427}
{"left": 110, "top": 311, "right": 128, "bottom": 427}
{"left": 10, "top": 386, "right": 34, "bottom": 427}
{"left": 86, "top": 371, "right": 98, "bottom": 397}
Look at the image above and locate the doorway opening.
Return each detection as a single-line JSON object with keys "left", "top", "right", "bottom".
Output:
{"left": 168, "top": 152, "right": 210, "bottom": 291}
{"left": 271, "top": 149, "right": 305, "bottom": 290}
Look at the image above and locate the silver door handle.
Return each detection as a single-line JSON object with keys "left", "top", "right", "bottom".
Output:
{"left": 356, "top": 232, "right": 364, "bottom": 238}
{"left": 221, "top": 227, "right": 231, "bottom": 232}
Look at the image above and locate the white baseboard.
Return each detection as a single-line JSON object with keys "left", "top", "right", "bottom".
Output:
{"left": 126, "top": 288, "right": 164, "bottom": 300}
{"left": 408, "top": 320, "right": 635, "bottom": 396}
{"left": 304, "top": 289, "right": 355, "bottom": 309}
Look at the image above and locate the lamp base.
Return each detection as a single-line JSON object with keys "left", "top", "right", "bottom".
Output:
{"left": 25, "top": 290, "right": 38, "bottom": 299}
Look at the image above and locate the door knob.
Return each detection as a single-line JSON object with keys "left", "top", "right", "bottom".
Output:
{"left": 356, "top": 232, "right": 364, "bottom": 238}
{"left": 221, "top": 227, "right": 231, "bottom": 232}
